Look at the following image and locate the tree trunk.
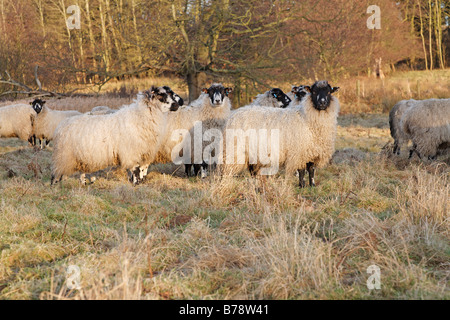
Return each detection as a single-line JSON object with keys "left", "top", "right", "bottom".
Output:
{"left": 99, "top": 0, "right": 111, "bottom": 72}
{"left": 187, "top": 71, "right": 206, "bottom": 103}
{"left": 85, "top": 0, "right": 97, "bottom": 71}
{"left": 428, "top": 0, "right": 433, "bottom": 70}
{"left": 418, "top": 0, "right": 428, "bottom": 70}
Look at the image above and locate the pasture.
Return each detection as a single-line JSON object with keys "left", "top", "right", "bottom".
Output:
{"left": 0, "top": 73, "right": 448, "bottom": 299}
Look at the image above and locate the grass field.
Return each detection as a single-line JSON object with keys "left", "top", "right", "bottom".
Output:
{"left": 0, "top": 71, "right": 449, "bottom": 300}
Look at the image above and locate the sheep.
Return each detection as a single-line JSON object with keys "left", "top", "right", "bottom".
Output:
{"left": 249, "top": 88, "right": 291, "bottom": 108}
{"left": 51, "top": 86, "right": 182, "bottom": 186}
{"left": 0, "top": 102, "right": 36, "bottom": 145}
{"left": 222, "top": 80, "right": 340, "bottom": 188}
{"left": 288, "top": 85, "right": 309, "bottom": 107}
{"left": 185, "top": 83, "right": 233, "bottom": 177}
{"left": 31, "top": 99, "right": 82, "bottom": 148}
{"left": 389, "top": 99, "right": 417, "bottom": 155}
{"left": 400, "top": 98, "right": 450, "bottom": 160}
{"left": 155, "top": 83, "right": 232, "bottom": 178}
{"left": 87, "top": 106, "right": 117, "bottom": 115}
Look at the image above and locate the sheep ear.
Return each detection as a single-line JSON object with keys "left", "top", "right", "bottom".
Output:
{"left": 291, "top": 86, "right": 298, "bottom": 93}
{"left": 304, "top": 86, "right": 311, "bottom": 93}
{"left": 225, "top": 88, "right": 233, "bottom": 96}
{"left": 202, "top": 88, "right": 208, "bottom": 94}
{"left": 331, "top": 87, "right": 339, "bottom": 93}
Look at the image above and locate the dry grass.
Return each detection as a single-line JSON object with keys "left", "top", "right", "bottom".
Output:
{"left": 0, "top": 70, "right": 449, "bottom": 300}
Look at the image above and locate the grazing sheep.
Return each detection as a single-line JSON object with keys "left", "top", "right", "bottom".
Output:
{"left": 389, "top": 99, "right": 417, "bottom": 155}
{"left": 222, "top": 80, "right": 340, "bottom": 187}
{"left": 400, "top": 98, "right": 450, "bottom": 160}
{"left": 249, "top": 88, "right": 291, "bottom": 108}
{"left": 87, "top": 106, "right": 117, "bottom": 115}
{"left": 0, "top": 102, "right": 36, "bottom": 145}
{"left": 31, "top": 99, "right": 82, "bottom": 148}
{"left": 51, "top": 86, "right": 182, "bottom": 185}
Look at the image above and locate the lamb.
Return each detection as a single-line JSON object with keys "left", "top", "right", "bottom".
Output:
{"left": 249, "top": 88, "right": 291, "bottom": 108}
{"left": 222, "top": 80, "right": 340, "bottom": 188}
{"left": 87, "top": 106, "right": 117, "bottom": 115}
{"left": 51, "top": 86, "right": 182, "bottom": 186}
{"left": 389, "top": 99, "right": 417, "bottom": 155}
{"left": 31, "top": 99, "right": 82, "bottom": 148}
{"left": 400, "top": 98, "right": 450, "bottom": 160}
{"left": 155, "top": 83, "right": 232, "bottom": 178}
{"left": 0, "top": 102, "right": 36, "bottom": 145}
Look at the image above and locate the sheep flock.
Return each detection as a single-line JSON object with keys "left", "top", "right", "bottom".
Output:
{"left": 0, "top": 81, "right": 449, "bottom": 187}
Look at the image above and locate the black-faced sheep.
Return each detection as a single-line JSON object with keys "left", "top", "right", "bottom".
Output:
{"left": 249, "top": 88, "right": 291, "bottom": 108}
{"left": 222, "top": 80, "right": 340, "bottom": 187}
{"left": 31, "top": 98, "right": 82, "bottom": 148}
{"left": 51, "top": 86, "right": 182, "bottom": 185}
{"left": 0, "top": 102, "right": 36, "bottom": 145}
{"left": 155, "top": 83, "right": 232, "bottom": 178}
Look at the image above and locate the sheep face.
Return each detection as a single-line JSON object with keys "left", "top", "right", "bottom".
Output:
{"left": 270, "top": 88, "right": 291, "bottom": 108}
{"left": 291, "top": 85, "right": 308, "bottom": 101}
{"left": 305, "top": 81, "right": 339, "bottom": 111}
{"left": 146, "top": 86, "right": 183, "bottom": 112}
{"left": 202, "top": 84, "right": 233, "bottom": 108}
{"left": 30, "top": 98, "right": 46, "bottom": 114}
{"left": 163, "top": 86, "right": 184, "bottom": 107}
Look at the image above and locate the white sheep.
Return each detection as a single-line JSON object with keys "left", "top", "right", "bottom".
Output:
{"left": 249, "top": 88, "right": 291, "bottom": 108}
{"left": 389, "top": 99, "right": 417, "bottom": 155}
{"left": 51, "top": 86, "right": 182, "bottom": 185}
{"left": 400, "top": 98, "right": 450, "bottom": 160}
{"left": 31, "top": 99, "right": 82, "bottom": 148}
{"left": 155, "top": 83, "right": 232, "bottom": 178}
{"left": 222, "top": 80, "right": 340, "bottom": 187}
{"left": 0, "top": 102, "right": 36, "bottom": 145}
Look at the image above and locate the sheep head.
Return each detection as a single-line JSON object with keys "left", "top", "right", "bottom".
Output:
{"left": 202, "top": 83, "right": 233, "bottom": 107}
{"left": 269, "top": 88, "right": 291, "bottom": 108}
{"left": 304, "top": 81, "right": 339, "bottom": 111}
{"left": 144, "top": 86, "right": 183, "bottom": 112}
{"left": 30, "top": 98, "right": 46, "bottom": 114}
{"left": 291, "top": 85, "right": 309, "bottom": 102}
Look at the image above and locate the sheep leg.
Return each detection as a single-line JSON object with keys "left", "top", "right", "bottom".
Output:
{"left": 248, "top": 165, "right": 258, "bottom": 176}
{"left": 28, "top": 135, "right": 35, "bottom": 146}
{"left": 307, "top": 162, "right": 316, "bottom": 187}
{"left": 185, "top": 164, "right": 193, "bottom": 177}
{"left": 80, "top": 173, "right": 87, "bottom": 186}
{"left": 297, "top": 169, "right": 306, "bottom": 188}
{"left": 200, "top": 161, "right": 208, "bottom": 179}
{"left": 128, "top": 166, "right": 141, "bottom": 186}
{"left": 193, "top": 164, "right": 202, "bottom": 176}
{"left": 139, "top": 165, "right": 149, "bottom": 180}
{"left": 409, "top": 143, "right": 421, "bottom": 159}
{"left": 51, "top": 174, "right": 62, "bottom": 185}
{"left": 393, "top": 142, "right": 400, "bottom": 155}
